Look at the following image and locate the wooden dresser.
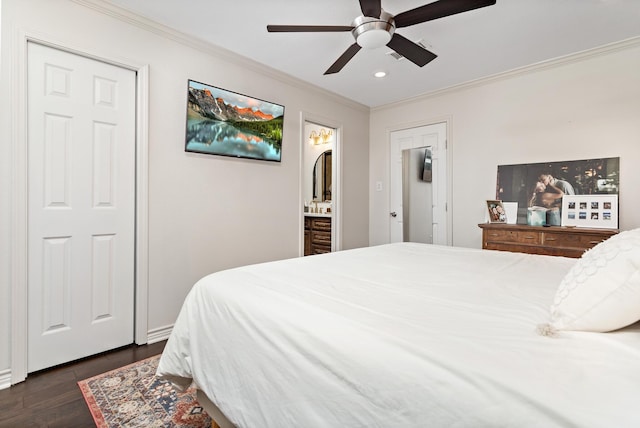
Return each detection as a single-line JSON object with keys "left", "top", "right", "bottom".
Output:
{"left": 304, "top": 216, "right": 332, "bottom": 256}
{"left": 478, "top": 223, "right": 618, "bottom": 258}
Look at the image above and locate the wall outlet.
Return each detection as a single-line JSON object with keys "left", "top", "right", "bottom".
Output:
{"left": 375, "top": 181, "right": 383, "bottom": 191}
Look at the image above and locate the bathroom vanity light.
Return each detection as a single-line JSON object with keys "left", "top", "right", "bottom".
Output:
{"left": 320, "top": 129, "right": 333, "bottom": 144}
{"left": 309, "top": 130, "right": 321, "bottom": 145}
{"left": 309, "top": 129, "right": 332, "bottom": 145}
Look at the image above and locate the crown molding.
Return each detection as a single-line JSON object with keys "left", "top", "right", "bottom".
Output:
{"left": 71, "top": 0, "right": 369, "bottom": 113}
{"left": 373, "top": 36, "right": 640, "bottom": 112}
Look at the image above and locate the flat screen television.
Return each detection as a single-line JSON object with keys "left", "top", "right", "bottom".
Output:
{"left": 185, "top": 79, "right": 285, "bottom": 162}
{"left": 421, "top": 147, "right": 432, "bottom": 182}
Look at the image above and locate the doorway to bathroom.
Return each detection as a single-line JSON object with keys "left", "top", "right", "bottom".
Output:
{"left": 302, "top": 120, "right": 338, "bottom": 256}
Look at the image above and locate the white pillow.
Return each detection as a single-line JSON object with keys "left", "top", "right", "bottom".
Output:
{"left": 547, "top": 228, "right": 640, "bottom": 333}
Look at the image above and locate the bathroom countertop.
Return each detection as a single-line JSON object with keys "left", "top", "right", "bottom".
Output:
{"left": 304, "top": 212, "right": 332, "bottom": 218}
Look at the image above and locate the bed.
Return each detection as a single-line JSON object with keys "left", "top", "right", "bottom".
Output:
{"left": 157, "top": 235, "right": 640, "bottom": 427}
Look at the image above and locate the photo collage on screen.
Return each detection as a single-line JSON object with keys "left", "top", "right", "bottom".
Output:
{"left": 566, "top": 200, "right": 614, "bottom": 222}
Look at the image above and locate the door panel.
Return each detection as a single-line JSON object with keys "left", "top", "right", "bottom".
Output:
{"left": 27, "top": 43, "right": 136, "bottom": 372}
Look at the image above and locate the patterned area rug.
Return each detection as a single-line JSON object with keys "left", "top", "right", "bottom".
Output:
{"left": 78, "top": 355, "right": 216, "bottom": 428}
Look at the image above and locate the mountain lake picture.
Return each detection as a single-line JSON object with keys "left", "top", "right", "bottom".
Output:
{"left": 185, "top": 80, "right": 285, "bottom": 162}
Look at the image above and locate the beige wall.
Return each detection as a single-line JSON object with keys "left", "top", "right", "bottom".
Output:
{"left": 0, "top": 0, "right": 370, "bottom": 379}
{"left": 370, "top": 40, "right": 640, "bottom": 248}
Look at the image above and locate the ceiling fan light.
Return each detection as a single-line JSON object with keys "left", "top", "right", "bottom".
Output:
{"left": 357, "top": 29, "right": 392, "bottom": 49}
{"left": 352, "top": 12, "right": 395, "bottom": 50}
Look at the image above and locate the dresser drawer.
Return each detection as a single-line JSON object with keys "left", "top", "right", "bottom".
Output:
{"left": 514, "top": 230, "right": 541, "bottom": 245}
{"left": 542, "top": 232, "right": 608, "bottom": 250}
{"left": 483, "top": 229, "right": 518, "bottom": 242}
{"left": 484, "top": 229, "right": 540, "bottom": 245}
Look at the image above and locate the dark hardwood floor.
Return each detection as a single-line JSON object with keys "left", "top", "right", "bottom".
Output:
{"left": 0, "top": 340, "right": 166, "bottom": 428}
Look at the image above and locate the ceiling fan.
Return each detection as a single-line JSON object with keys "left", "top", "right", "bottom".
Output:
{"left": 267, "top": 0, "right": 496, "bottom": 75}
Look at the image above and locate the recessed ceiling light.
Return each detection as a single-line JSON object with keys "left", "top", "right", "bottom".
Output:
{"left": 374, "top": 71, "right": 387, "bottom": 78}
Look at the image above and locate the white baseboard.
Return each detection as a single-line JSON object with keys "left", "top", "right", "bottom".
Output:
{"left": 147, "top": 324, "right": 173, "bottom": 344}
{"left": 0, "top": 326, "right": 172, "bottom": 389}
{"left": 0, "top": 369, "right": 11, "bottom": 390}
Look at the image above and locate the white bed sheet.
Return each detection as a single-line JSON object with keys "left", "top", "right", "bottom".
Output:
{"left": 157, "top": 243, "right": 640, "bottom": 427}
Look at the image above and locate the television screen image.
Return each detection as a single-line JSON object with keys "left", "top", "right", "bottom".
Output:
{"left": 185, "top": 80, "right": 285, "bottom": 162}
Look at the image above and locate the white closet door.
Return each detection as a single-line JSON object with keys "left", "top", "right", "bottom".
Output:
{"left": 27, "top": 43, "right": 136, "bottom": 372}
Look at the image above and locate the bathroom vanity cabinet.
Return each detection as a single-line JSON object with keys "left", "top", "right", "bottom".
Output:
{"left": 304, "top": 216, "right": 332, "bottom": 256}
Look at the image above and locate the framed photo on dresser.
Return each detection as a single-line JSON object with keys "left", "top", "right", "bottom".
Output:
{"left": 486, "top": 200, "right": 507, "bottom": 223}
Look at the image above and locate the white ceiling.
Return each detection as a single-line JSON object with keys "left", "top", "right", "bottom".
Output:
{"left": 103, "top": 0, "right": 640, "bottom": 107}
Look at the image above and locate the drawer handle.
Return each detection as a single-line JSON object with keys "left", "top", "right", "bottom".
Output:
{"left": 489, "top": 233, "right": 499, "bottom": 237}
{"left": 546, "top": 238, "right": 556, "bottom": 241}
{"left": 523, "top": 236, "right": 535, "bottom": 239}
{"left": 589, "top": 240, "right": 602, "bottom": 244}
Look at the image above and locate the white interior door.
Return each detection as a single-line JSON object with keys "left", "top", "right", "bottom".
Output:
{"left": 390, "top": 122, "right": 447, "bottom": 245}
{"left": 27, "top": 43, "right": 136, "bottom": 372}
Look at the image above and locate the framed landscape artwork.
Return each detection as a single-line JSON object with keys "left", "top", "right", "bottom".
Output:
{"left": 185, "top": 80, "right": 285, "bottom": 162}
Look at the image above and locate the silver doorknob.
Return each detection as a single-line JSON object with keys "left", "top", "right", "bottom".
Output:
{"left": 390, "top": 212, "right": 397, "bottom": 217}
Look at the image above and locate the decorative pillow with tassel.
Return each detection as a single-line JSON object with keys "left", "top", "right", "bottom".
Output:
{"left": 539, "top": 227, "right": 640, "bottom": 335}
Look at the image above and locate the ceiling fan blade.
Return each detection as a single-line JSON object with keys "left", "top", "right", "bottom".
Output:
{"left": 386, "top": 33, "right": 437, "bottom": 67}
{"left": 324, "top": 43, "right": 362, "bottom": 75}
{"left": 267, "top": 25, "right": 353, "bottom": 32}
{"left": 394, "top": 0, "right": 496, "bottom": 28}
{"left": 359, "top": 0, "right": 382, "bottom": 17}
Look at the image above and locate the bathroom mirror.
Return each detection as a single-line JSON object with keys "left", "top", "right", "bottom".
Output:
{"left": 313, "top": 150, "right": 332, "bottom": 201}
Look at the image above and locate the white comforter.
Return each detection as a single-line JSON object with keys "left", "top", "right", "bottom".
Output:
{"left": 157, "top": 243, "right": 640, "bottom": 427}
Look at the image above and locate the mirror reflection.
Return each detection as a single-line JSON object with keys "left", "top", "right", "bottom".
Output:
{"left": 313, "top": 150, "right": 332, "bottom": 201}
{"left": 402, "top": 146, "right": 433, "bottom": 244}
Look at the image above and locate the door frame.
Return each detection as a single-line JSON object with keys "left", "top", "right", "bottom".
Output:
{"left": 299, "top": 112, "right": 342, "bottom": 254}
{"left": 387, "top": 118, "right": 453, "bottom": 246}
{"left": 10, "top": 33, "right": 150, "bottom": 384}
